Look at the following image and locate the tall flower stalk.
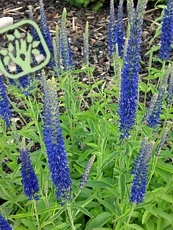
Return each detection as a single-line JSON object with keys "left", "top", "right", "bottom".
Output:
{"left": 108, "top": 0, "right": 124, "bottom": 57}
{"left": 41, "top": 71, "right": 72, "bottom": 202}
{"left": 60, "top": 8, "right": 74, "bottom": 71}
{"left": 39, "top": 0, "right": 54, "bottom": 67}
{"left": 118, "top": 0, "right": 148, "bottom": 138}
{"left": 0, "top": 75, "right": 12, "bottom": 126}
{"left": 20, "top": 147, "right": 40, "bottom": 200}
{"left": 159, "top": 0, "right": 173, "bottom": 60}
{"left": 130, "top": 137, "right": 154, "bottom": 204}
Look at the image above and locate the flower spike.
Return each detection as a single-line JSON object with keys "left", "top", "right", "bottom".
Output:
{"left": 20, "top": 147, "right": 40, "bottom": 200}
{"left": 0, "top": 75, "right": 12, "bottom": 126}
{"left": 130, "top": 137, "right": 154, "bottom": 204}
{"left": 118, "top": 0, "right": 148, "bottom": 138}
{"left": 0, "top": 214, "right": 12, "bottom": 230}
{"left": 41, "top": 71, "right": 72, "bottom": 202}
{"left": 159, "top": 0, "right": 173, "bottom": 60}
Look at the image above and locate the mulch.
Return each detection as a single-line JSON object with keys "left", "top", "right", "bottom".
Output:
{"left": 0, "top": 0, "right": 162, "bottom": 82}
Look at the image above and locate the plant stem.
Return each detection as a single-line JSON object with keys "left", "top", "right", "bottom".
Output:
{"left": 33, "top": 200, "right": 41, "bottom": 230}
{"left": 67, "top": 204, "right": 75, "bottom": 230}
{"left": 126, "top": 203, "right": 136, "bottom": 228}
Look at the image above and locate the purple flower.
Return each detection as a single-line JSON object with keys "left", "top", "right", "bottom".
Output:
{"left": 39, "top": 0, "right": 54, "bottom": 67}
{"left": 117, "top": 0, "right": 125, "bottom": 57}
{"left": 159, "top": 0, "right": 173, "bottom": 60}
{"left": 118, "top": 0, "right": 147, "bottom": 138}
{"left": 108, "top": 0, "right": 125, "bottom": 57}
{"left": 147, "top": 87, "right": 165, "bottom": 128}
{"left": 0, "top": 76, "right": 12, "bottom": 126}
{"left": 0, "top": 214, "right": 12, "bottom": 230}
{"left": 20, "top": 148, "right": 40, "bottom": 200}
{"left": 41, "top": 72, "right": 72, "bottom": 202}
{"left": 130, "top": 138, "right": 154, "bottom": 204}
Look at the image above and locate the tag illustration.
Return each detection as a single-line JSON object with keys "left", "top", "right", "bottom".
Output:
{"left": 0, "top": 20, "right": 50, "bottom": 79}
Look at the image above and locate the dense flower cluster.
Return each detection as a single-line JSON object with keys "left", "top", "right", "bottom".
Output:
{"left": 108, "top": 0, "right": 124, "bottom": 57}
{"left": 20, "top": 148, "right": 40, "bottom": 200}
{"left": 118, "top": 0, "right": 148, "bottom": 138}
{"left": 41, "top": 72, "right": 72, "bottom": 201}
{"left": 0, "top": 76, "right": 12, "bottom": 126}
{"left": 39, "top": 0, "right": 54, "bottom": 54}
{"left": 147, "top": 87, "right": 165, "bottom": 128}
{"left": 159, "top": 0, "right": 173, "bottom": 60}
{"left": 130, "top": 138, "right": 154, "bottom": 204}
{"left": 0, "top": 214, "right": 12, "bottom": 230}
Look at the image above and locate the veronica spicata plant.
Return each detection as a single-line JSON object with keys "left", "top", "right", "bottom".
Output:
{"left": 1, "top": 0, "right": 173, "bottom": 229}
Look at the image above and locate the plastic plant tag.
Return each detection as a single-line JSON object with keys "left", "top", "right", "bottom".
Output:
{"left": 0, "top": 20, "right": 50, "bottom": 79}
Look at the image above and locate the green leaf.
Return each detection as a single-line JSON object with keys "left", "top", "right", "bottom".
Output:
{"left": 32, "top": 41, "right": 40, "bottom": 48}
{"left": 126, "top": 224, "right": 144, "bottom": 230}
{"left": 85, "top": 212, "right": 112, "bottom": 230}
{"left": 154, "top": 208, "right": 173, "bottom": 225}
{"left": 3, "top": 56, "right": 10, "bottom": 65}
{"left": 31, "top": 49, "right": 40, "bottom": 55}
{"left": 0, "top": 49, "right": 8, "bottom": 56}
{"left": 8, "top": 42, "right": 14, "bottom": 52}
{"left": 93, "top": 229, "right": 112, "bottom": 230}
{"left": 73, "top": 204, "right": 94, "bottom": 218}
{"left": 21, "top": 219, "right": 36, "bottom": 229}
{"left": 14, "top": 29, "right": 21, "bottom": 39}
{"left": 10, "top": 213, "right": 32, "bottom": 218}
{"left": 119, "top": 173, "right": 126, "bottom": 201}
{"left": 6, "top": 34, "right": 15, "bottom": 41}
{"left": 27, "top": 32, "right": 33, "bottom": 43}
{"left": 159, "top": 194, "right": 173, "bottom": 204}
{"left": 142, "top": 209, "right": 151, "bottom": 224}
{"left": 157, "top": 162, "right": 173, "bottom": 173}
{"left": 100, "top": 151, "right": 119, "bottom": 170}
{"left": 86, "top": 180, "right": 112, "bottom": 189}
{"left": 96, "top": 198, "right": 115, "bottom": 213}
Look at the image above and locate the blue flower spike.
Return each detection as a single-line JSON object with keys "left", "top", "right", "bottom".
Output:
{"left": 130, "top": 137, "right": 154, "bottom": 204}
{"left": 41, "top": 70, "right": 72, "bottom": 202}
{"left": 20, "top": 147, "right": 40, "bottom": 200}
{"left": 159, "top": 0, "right": 173, "bottom": 60}
{"left": 118, "top": 0, "right": 148, "bottom": 138}
{"left": 0, "top": 75, "right": 12, "bottom": 126}
{"left": 0, "top": 214, "right": 12, "bottom": 230}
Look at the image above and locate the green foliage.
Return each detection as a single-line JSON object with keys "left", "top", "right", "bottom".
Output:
{"left": 0, "top": 1, "right": 173, "bottom": 230}
{"left": 67, "top": 0, "right": 105, "bottom": 10}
